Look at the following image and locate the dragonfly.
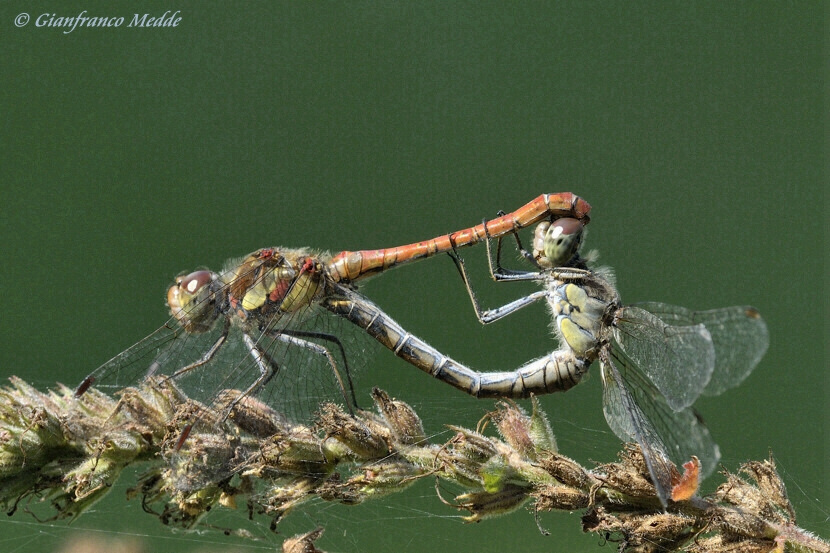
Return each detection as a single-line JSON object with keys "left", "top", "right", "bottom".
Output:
{"left": 75, "top": 193, "right": 591, "bottom": 448}
{"left": 328, "top": 217, "right": 769, "bottom": 506}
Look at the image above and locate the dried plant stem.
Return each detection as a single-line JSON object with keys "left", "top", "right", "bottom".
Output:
{"left": 0, "top": 376, "right": 825, "bottom": 553}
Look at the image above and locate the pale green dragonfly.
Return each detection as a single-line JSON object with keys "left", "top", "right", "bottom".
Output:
{"left": 330, "top": 216, "right": 769, "bottom": 506}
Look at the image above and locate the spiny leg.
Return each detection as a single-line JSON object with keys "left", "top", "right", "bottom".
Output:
{"left": 165, "top": 319, "right": 231, "bottom": 380}
{"left": 239, "top": 332, "right": 281, "bottom": 400}
{"left": 273, "top": 328, "right": 359, "bottom": 411}
{"left": 473, "top": 214, "right": 540, "bottom": 279}
{"left": 448, "top": 225, "right": 546, "bottom": 323}
{"left": 491, "top": 209, "right": 540, "bottom": 272}
{"left": 261, "top": 330, "right": 355, "bottom": 415}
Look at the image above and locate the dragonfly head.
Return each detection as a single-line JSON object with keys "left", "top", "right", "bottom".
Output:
{"left": 534, "top": 217, "right": 584, "bottom": 268}
{"left": 167, "top": 269, "right": 220, "bottom": 333}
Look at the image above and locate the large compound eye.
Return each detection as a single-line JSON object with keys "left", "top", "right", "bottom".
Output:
{"left": 179, "top": 270, "right": 213, "bottom": 295}
{"left": 167, "top": 270, "right": 217, "bottom": 333}
{"left": 543, "top": 217, "right": 584, "bottom": 267}
{"left": 168, "top": 270, "right": 213, "bottom": 311}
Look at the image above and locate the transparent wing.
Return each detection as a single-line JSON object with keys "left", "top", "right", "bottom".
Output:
{"left": 77, "top": 319, "right": 185, "bottom": 394}
{"left": 612, "top": 306, "right": 715, "bottom": 411}
{"left": 635, "top": 302, "right": 769, "bottom": 396}
{"left": 600, "top": 346, "right": 720, "bottom": 506}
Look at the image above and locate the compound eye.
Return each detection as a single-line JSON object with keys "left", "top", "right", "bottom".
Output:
{"left": 179, "top": 270, "right": 213, "bottom": 294}
{"left": 167, "top": 270, "right": 218, "bottom": 333}
{"left": 543, "top": 218, "right": 584, "bottom": 266}
{"left": 168, "top": 270, "right": 214, "bottom": 314}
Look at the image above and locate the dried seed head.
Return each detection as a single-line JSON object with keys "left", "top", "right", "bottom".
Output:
{"left": 620, "top": 444, "right": 653, "bottom": 478}
{"left": 715, "top": 469, "right": 789, "bottom": 525}
{"left": 217, "top": 390, "right": 294, "bottom": 439}
{"left": 711, "top": 505, "right": 775, "bottom": 539}
{"left": 455, "top": 483, "right": 529, "bottom": 522}
{"left": 282, "top": 527, "right": 326, "bottom": 553}
{"left": 165, "top": 432, "right": 243, "bottom": 493}
{"left": 686, "top": 535, "right": 778, "bottom": 553}
{"left": 490, "top": 401, "right": 536, "bottom": 459}
{"left": 741, "top": 457, "right": 794, "bottom": 522}
{"left": 597, "top": 450, "right": 658, "bottom": 500}
{"left": 316, "top": 473, "right": 362, "bottom": 505}
{"left": 316, "top": 403, "right": 388, "bottom": 460}
{"left": 444, "top": 426, "right": 499, "bottom": 461}
{"left": 581, "top": 506, "right": 618, "bottom": 536}
{"left": 65, "top": 431, "right": 146, "bottom": 505}
{"left": 1, "top": 380, "right": 825, "bottom": 553}
{"left": 582, "top": 508, "right": 696, "bottom": 553}
{"left": 487, "top": 398, "right": 557, "bottom": 460}
{"left": 118, "top": 379, "right": 184, "bottom": 438}
{"left": 537, "top": 451, "right": 592, "bottom": 489}
{"left": 261, "top": 476, "right": 324, "bottom": 519}
{"left": 533, "top": 484, "right": 590, "bottom": 511}
{"left": 435, "top": 447, "right": 486, "bottom": 488}
{"left": 436, "top": 428, "right": 501, "bottom": 488}
{"left": 256, "top": 430, "right": 330, "bottom": 475}
{"left": 320, "top": 460, "right": 421, "bottom": 504}
{"left": 371, "top": 388, "right": 426, "bottom": 445}
{"left": 624, "top": 512, "right": 696, "bottom": 552}
{"left": 352, "top": 410, "right": 394, "bottom": 446}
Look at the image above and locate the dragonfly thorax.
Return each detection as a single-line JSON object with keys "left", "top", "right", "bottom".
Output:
{"left": 224, "top": 250, "right": 327, "bottom": 326}
{"left": 550, "top": 280, "right": 613, "bottom": 362}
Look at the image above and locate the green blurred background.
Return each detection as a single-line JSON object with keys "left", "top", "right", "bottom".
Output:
{"left": 1, "top": 2, "right": 825, "bottom": 552}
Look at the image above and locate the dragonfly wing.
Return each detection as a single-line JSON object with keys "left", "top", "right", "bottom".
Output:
{"left": 601, "top": 348, "right": 721, "bottom": 506}
{"left": 612, "top": 306, "right": 715, "bottom": 411}
{"left": 635, "top": 302, "right": 769, "bottom": 396}
{"left": 600, "top": 355, "right": 675, "bottom": 507}
{"left": 77, "top": 319, "right": 186, "bottom": 395}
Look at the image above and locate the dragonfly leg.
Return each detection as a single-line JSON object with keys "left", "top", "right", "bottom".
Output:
{"left": 205, "top": 332, "right": 283, "bottom": 427}
{"left": 165, "top": 319, "right": 231, "bottom": 380}
{"left": 549, "top": 267, "right": 592, "bottom": 281}
{"left": 263, "top": 331, "right": 355, "bottom": 415}
{"left": 489, "top": 209, "right": 539, "bottom": 271}
{"left": 448, "top": 236, "right": 546, "bottom": 324}
{"left": 241, "top": 332, "right": 280, "bottom": 392}
{"left": 271, "top": 329, "right": 359, "bottom": 412}
{"left": 447, "top": 244, "right": 488, "bottom": 325}
{"left": 477, "top": 214, "right": 539, "bottom": 279}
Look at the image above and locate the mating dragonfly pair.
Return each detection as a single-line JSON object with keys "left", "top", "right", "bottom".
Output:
{"left": 75, "top": 193, "right": 768, "bottom": 506}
